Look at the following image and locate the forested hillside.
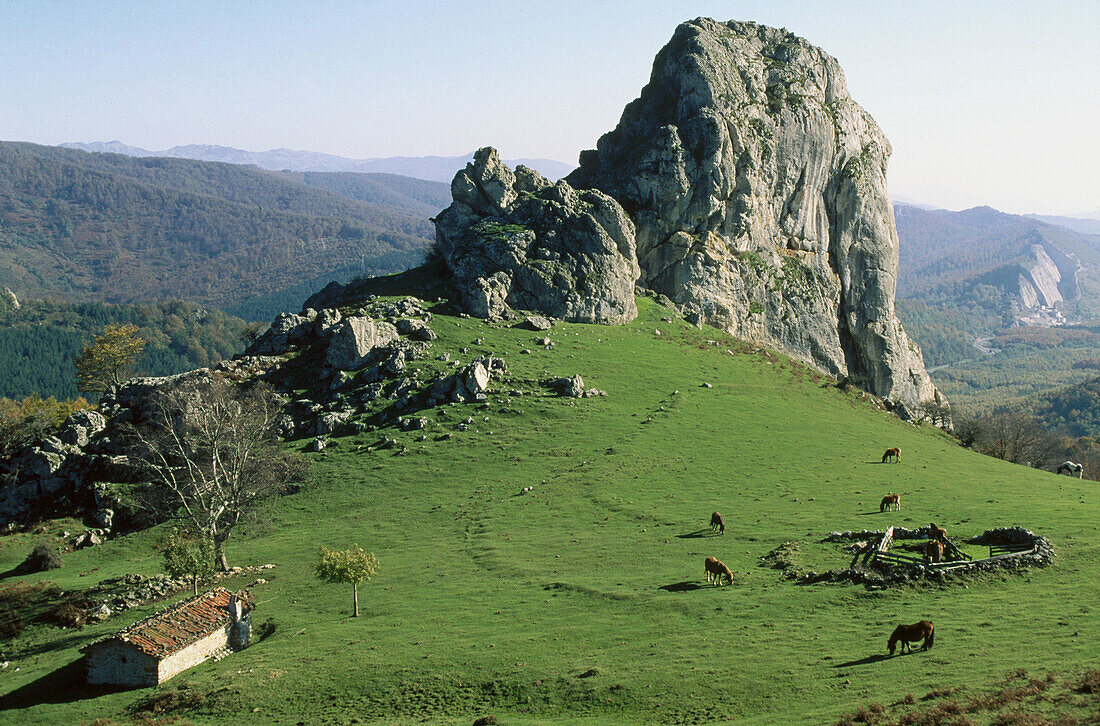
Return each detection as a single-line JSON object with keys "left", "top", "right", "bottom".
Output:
{"left": 894, "top": 204, "right": 1100, "bottom": 373}
{"left": 1028, "top": 375, "right": 1100, "bottom": 437}
{"left": 0, "top": 142, "right": 440, "bottom": 310}
{"left": 0, "top": 296, "right": 250, "bottom": 399}
{"left": 895, "top": 204, "right": 1100, "bottom": 303}
{"left": 278, "top": 171, "right": 449, "bottom": 219}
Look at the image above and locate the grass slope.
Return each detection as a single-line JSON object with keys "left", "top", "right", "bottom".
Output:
{"left": 0, "top": 298, "right": 1097, "bottom": 725}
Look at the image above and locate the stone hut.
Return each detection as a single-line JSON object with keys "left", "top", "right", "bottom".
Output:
{"left": 82, "top": 588, "right": 252, "bottom": 686}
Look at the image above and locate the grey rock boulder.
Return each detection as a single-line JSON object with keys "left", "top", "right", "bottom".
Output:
{"left": 92, "top": 508, "right": 114, "bottom": 530}
{"left": 313, "top": 308, "right": 343, "bottom": 336}
{"left": 314, "top": 412, "right": 350, "bottom": 436}
{"left": 523, "top": 315, "right": 553, "bottom": 331}
{"left": 74, "top": 530, "right": 103, "bottom": 548}
{"left": 434, "top": 148, "right": 641, "bottom": 324}
{"left": 247, "top": 311, "right": 314, "bottom": 355}
{"left": 554, "top": 374, "right": 585, "bottom": 398}
{"left": 58, "top": 410, "right": 107, "bottom": 448}
{"left": 325, "top": 317, "right": 398, "bottom": 370}
{"left": 396, "top": 318, "right": 437, "bottom": 341}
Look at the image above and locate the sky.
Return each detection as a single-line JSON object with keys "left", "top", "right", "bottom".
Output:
{"left": 1, "top": 1, "right": 1097, "bottom": 217}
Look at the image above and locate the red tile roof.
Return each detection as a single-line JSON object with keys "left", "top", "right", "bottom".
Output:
{"left": 83, "top": 588, "right": 249, "bottom": 659}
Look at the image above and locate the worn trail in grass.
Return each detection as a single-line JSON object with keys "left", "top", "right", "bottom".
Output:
{"left": 1, "top": 298, "right": 1097, "bottom": 725}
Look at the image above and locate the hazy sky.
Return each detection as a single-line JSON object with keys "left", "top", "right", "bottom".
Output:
{"left": 1, "top": 1, "right": 1096, "bottom": 216}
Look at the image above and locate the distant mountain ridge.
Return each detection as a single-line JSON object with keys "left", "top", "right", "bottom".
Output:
{"left": 1025, "top": 213, "right": 1100, "bottom": 236}
{"left": 60, "top": 141, "right": 575, "bottom": 183}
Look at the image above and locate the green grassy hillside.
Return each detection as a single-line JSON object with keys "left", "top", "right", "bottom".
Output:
{"left": 0, "top": 296, "right": 1097, "bottom": 725}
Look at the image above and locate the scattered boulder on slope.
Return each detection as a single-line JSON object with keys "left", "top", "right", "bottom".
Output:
{"left": 247, "top": 310, "right": 317, "bottom": 355}
{"left": 325, "top": 317, "right": 399, "bottom": 370}
{"left": 553, "top": 374, "right": 585, "bottom": 398}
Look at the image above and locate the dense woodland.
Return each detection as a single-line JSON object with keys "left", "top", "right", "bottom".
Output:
{"left": 0, "top": 142, "right": 441, "bottom": 310}
{"left": 1028, "top": 375, "right": 1100, "bottom": 438}
{"left": 0, "top": 295, "right": 251, "bottom": 399}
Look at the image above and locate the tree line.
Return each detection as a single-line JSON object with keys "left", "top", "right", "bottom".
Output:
{"left": 0, "top": 297, "right": 256, "bottom": 400}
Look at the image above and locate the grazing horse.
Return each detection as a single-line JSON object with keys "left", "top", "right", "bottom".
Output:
{"left": 924, "top": 539, "right": 945, "bottom": 563}
{"left": 880, "top": 494, "right": 901, "bottom": 512}
{"left": 704, "top": 557, "right": 733, "bottom": 585}
{"left": 928, "top": 522, "right": 947, "bottom": 542}
{"left": 882, "top": 447, "right": 901, "bottom": 463}
{"left": 888, "top": 621, "right": 935, "bottom": 655}
{"left": 710, "top": 511, "right": 725, "bottom": 535}
{"left": 1057, "top": 461, "right": 1084, "bottom": 478}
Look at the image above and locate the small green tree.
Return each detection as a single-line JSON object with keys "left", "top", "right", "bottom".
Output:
{"left": 315, "top": 545, "right": 379, "bottom": 617}
{"left": 74, "top": 323, "right": 146, "bottom": 397}
{"left": 163, "top": 528, "right": 217, "bottom": 595}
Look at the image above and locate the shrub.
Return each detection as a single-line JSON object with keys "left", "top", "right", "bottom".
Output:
{"left": 131, "top": 686, "right": 205, "bottom": 715}
{"left": 1078, "top": 669, "right": 1100, "bottom": 694}
{"left": 21, "top": 540, "right": 63, "bottom": 572}
{"left": 0, "top": 580, "right": 58, "bottom": 639}
{"left": 991, "top": 712, "right": 1054, "bottom": 726}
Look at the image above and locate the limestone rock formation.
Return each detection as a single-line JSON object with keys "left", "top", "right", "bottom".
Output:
{"left": 433, "top": 148, "right": 640, "bottom": 323}
{"left": 566, "top": 18, "right": 942, "bottom": 414}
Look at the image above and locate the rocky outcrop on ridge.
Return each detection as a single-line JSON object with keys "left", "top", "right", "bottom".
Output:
{"left": 558, "top": 18, "right": 941, "bottom": 414}
{"left": 432, "top": 148, "right": 640, "bottom": 323}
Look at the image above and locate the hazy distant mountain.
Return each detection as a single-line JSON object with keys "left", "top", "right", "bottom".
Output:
{"left": 61, "top": 140, "right": 151, "bottom": 156}
{"left": 1025, "top": 213, "right": 1100, "bottom": 236}
{"left": 59, "top": 141, "right": 575, "bottom": 182}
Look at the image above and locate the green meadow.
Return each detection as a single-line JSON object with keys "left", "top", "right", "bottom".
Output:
{"left": 1, "top": 297, "right": 1097, "bottom": 725}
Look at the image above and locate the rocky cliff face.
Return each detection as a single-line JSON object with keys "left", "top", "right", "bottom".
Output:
{"left": 564, "top": 18, "right": 941, "bottom": 414}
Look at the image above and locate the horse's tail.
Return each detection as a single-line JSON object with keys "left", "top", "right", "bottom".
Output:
{"left": 926, "top": 624, "right": 935, "bottom": 649}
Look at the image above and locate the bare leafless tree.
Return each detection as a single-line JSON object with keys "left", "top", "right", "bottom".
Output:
{"left": 964, "top": 410, "right": 1064, "bottom": 469}
{"left": 919, "top": 399, "right": 954, "bottom": 431}
{"left": 124, "top": 375, "right": 307, "bottom": 570}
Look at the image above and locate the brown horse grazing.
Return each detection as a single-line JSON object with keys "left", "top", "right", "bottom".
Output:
{"left": 880, "top": 494, "right": 901, "bottom": 512}
{"left": 710, "top": 511, "right": 725, "bottom": 535}
{"left": 704, "top": 557, "right": 733, "bottom": 585}
{"left": 925, "top": 539, "right": 945, "bottom": 563}
{"left": 882, "top": 447, "right": 901, "bottom": 463}
{"left": 928, "top": 522, "right": 947, "bottom": 542}
{"left": 888, "top": 621, "right": 935, "bottom": 655}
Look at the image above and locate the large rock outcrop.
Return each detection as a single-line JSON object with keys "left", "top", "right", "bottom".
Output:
{"left": 433, "top": 148, "right": 640, "bottom": 323}
{"left": 565, "top": 18, "right": 942, "bottom": 413}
